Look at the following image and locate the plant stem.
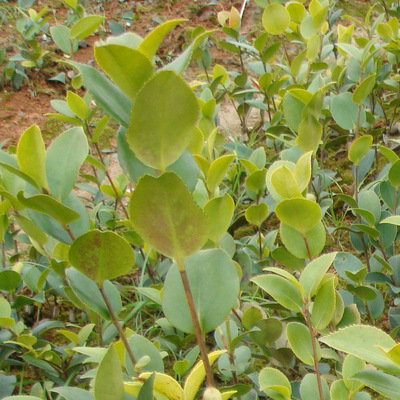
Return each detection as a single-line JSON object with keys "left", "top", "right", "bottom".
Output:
{"left": 303, "top": 234, "right": 313, "bottom": 261}
{"left": 177, "top": 257, "right": 214, "bottom": 387}
{"left": 99, "top": 285, "right": 137, "bottom": 367}
{"left": 304, "top": 308, "right": 324, "bottom": 400}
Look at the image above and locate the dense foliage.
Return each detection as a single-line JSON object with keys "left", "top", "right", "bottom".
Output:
{"left": 4, "top": 0, "right": 400, "bottom": 399}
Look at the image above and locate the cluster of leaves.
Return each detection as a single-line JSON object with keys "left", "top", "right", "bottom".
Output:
{"left": 0, "top": 0, "right": 105, "bottom": 88}
{"left": 5, "top": 0, "right": 400, "bottom": 399}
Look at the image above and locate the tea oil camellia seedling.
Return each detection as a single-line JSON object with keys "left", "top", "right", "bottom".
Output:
{"left": 5, "top": 0, "right": 400, "bottom": 399}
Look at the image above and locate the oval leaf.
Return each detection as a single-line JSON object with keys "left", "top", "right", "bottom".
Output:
{"left": 252, "top": 274, "right": 303, "bottom": 312}
{"left": 127, "top": 71, "right": 199, "bottom": 171}
{"left": 69, "top": 230, "right": 135, "bottom": 285}
{"left": 287, "top": 322, "right": 320, "bottom": 365}
{"left": 130, "top": 172, "right": 209, "bottom": 260}
{"left": 46, "top": 127, "right": 88, "bottom": 201}
{"left": 262, "top": 4, "right": 290, "bottom": 35}
{"left": 17, "top": 125, "right": 48, "bottom": 190}
{"left": 275, "top": 198, "right": 321, "bottom": 234}
{"left": 95, "top": 44, "right": 154, "bottom": 101}
{"left": 349, "top": 135, "right": 373, "bottom": 166}
{"left": 162, "top": 249, "right": 239, "bottom": 333}
{"left": 319, "top": 325, "right": 400, "bottom": 374}
{"left": 70, "top": 15, "right": 105, "bottom": 40}
{"left": 203, "top": 193, "right": 234, "bottom": 243}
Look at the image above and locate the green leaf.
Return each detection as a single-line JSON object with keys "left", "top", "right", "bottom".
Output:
{"left": 0, "top": 270, "right": 21, "bottom": 291}
{"left": 16, "top": 125, "right": 48, "bottom": 190}
{"left": 2, "top": 397, "right": 43, "bottom": 400}
{"left": 66, "top": 268, "right": 110, "bottom": 320}
{"left": 382, "top": 215, "right": 400, "bottom": 226}
{"left": 71, "top": 62, "right": 132, "bottom": 126}
{"left": 94, "top": 344, "right": 124, "bottom": 400}
{"left": 299, "top": 374, "right": 329, "bottom": 400}
{"left": 293, "top": 151, "right": 312, "bottom": 192}
{"left": 0, "top": 297, "right": 11, "bottom": 317}
{"left": 262, "top": 4, "right": 290, "bottom": 35}
{"left": 66, "top": 91, "right": 88, "bottom": 120}
{"left": 283, "top": 91, "right": 308, "bottom": 132}
{"left": 70, "top": 15, "right": 105, "bottom": 40}
{"left": 259, "top": 367, "right": 291, "bottom": 400}
{"left": 354, "top": 370, "right": 400, "bottom": 400}
{"left": 287, "top": 322, "right": 320, "bottom": 365}
{"left": 127, "top": 70, "right": 199, "bottom": 171}
{"left": 14, "top": 214, "right": 47, "bottom": 245}
{"left": 280, "top": 221, "right": 326, "bottom": 259}
{"left": 138, "top": 19, "right": 186, "bottom": 61}
{"left": 343, "top": 354, "right": 365, "bottom": 393}
{"left": 296, "top": 115, "right": 322, "bottom": 154}
{"left": 249, "top": 318, "right": 283, "bottom": 347}
{"left": 287, "top": 2, "right": 306, "bottom": 23}
{"left": 46, "top": 127, "right": 88, "bottom": 201}
{"left": 126, "top": 334, "right": 164, "bottom": 374}
{"left": 0, "top": 162, "right": 41, "bottom": 192}
{"left": 162, "top": 249, "right": 239, "bottom": 333}
{"left": 203, "top": 193, "right": 234, "bottom": 243}
{"left": 207, "top": 155, "right": 235, "bottom": 193}
{"left": 251, "top": 274, "right": 303, "bottom": 312}
{"left": 163, "top": 30, "right": 216, "bottom": 74}
{"left": 319, "top": 325, "right": 400, "bottom": 374}
{"left": 245, "top": 168, "right": 267, "bottom": 194}
{"left": 270, "top": 166, "right": 302, "bottom": 199}
{"left": 69, "top": 230, "right": 135, "bottom": 286}
{"left": 275, "top": 198, "right": 321, "bottom": 234}
{"left": 137, "top": 373, "right": 155, "bottom": 400}
{"left": 51, "top": 387, "right": 94, "bottom": 400}
{"left": 300, "top": 252, "right": 337, "bottom": 298}
{"left": 129, "top": 172, "right": 209, "bottom": 260}
{"left": 245, "top": 203, "right": 269, "bottom": 227}
{"left": 310, "top": 277, "right": 336, "bottom": 330}
{"left": 331, "top": 92, "right": 364, "bottom": 130}
{"left": 352, "top": 74, "right": 376, "bottom": 105}
{"left": 349, "top": 135, "right": 373, "bottom": 165}
{"left": 330, "top": 380, "right": 350, "bottom": 400}
{"left": 388, "top": 159, "right": 400, "bottom": 189}
{"left": 95, "top": 44, "right": 154, "bottom": 101}
{"left": 17, "top": 193, "right": 80, "bottom": 227}
{"left": 50, "top": 25, "right": 72, "bottom": 54}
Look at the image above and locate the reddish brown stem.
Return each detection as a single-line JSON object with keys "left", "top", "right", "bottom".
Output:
{"left": 177, "top": 259, "right": 214, "bottom": 387}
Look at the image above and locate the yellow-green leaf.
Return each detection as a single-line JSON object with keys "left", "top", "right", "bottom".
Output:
{"left": 183, "top": 350, "right": 225, "bottom": 400}
{"left": 95, "top": 44, "right": 154, "bottom": 101}
{"left": 70, "top": 15, "right": 105, "bottom": 40}
{"left": 275, "top": 198, "right": 321, "bottom": 234}
{"left": 348, "top": 135, "right": 373, "bottom": 165}
{"left": 270, "top": 165, "right": 302, "bottom": 199}
{"left": 129, "top": 172, "right": 209, "bottom": 260}
{"left": 17, "top": 125, "right": 48, "bottom": 190}
{"left": 262, "top": 4, "right": 290, "bottom": 35}
{"left": 127, "top": 70, "right": 199, "bottom": 171}
{"left": 203, "top": 193, "right": 234, "bottom": 243}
